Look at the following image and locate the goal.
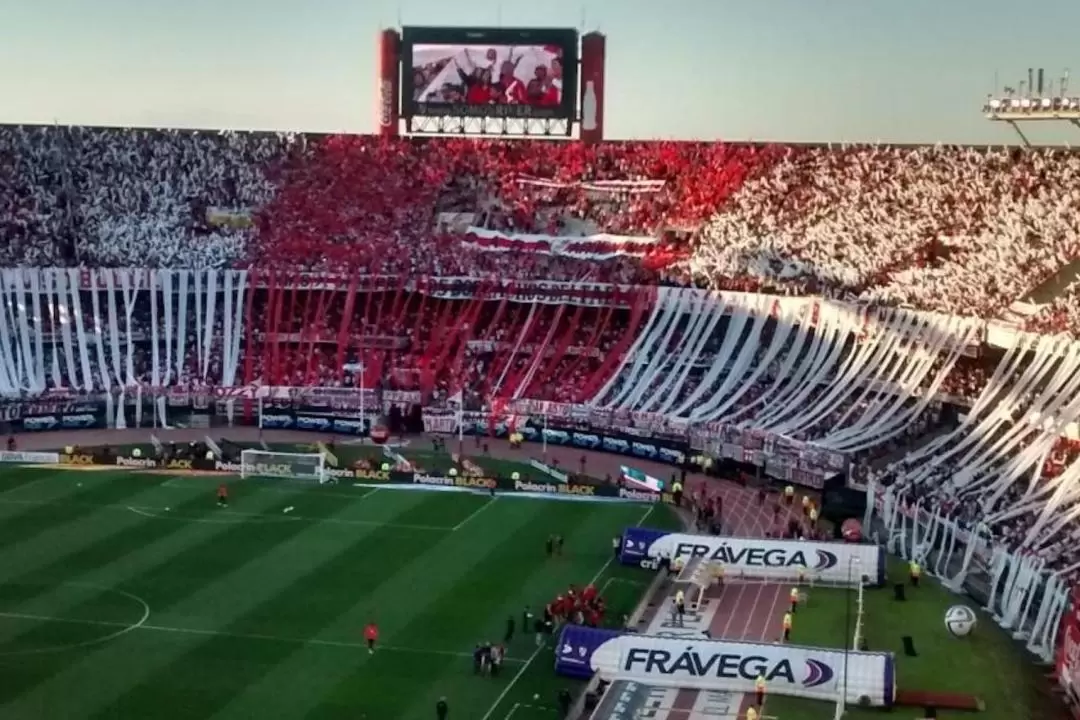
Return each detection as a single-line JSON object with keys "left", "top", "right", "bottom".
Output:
{"left": 239, "top": 449, "right": 328, "bottom": 484}
{"left": 678, "top": 557, "right": 721, "bottom": 611}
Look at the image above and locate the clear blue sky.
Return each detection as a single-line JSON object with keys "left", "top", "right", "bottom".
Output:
{"left": 2, "top": 0, "right": 1078, "bottom": 144}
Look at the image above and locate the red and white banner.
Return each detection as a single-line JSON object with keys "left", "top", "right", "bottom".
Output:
{"left": 463, "top": 227, "right": 657, "bottom": 260}
{"left": 1057, "top": 585, "right": 1080, "bottom": 717}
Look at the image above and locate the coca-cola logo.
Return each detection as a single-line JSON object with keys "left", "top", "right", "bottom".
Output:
{"left": 379, "top": 79, "right": 394, "bottom": 128}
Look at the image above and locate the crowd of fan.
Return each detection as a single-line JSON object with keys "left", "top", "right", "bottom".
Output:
{"left": 7, "top": 126, "right": 1080, "bottom": 328}
{"left": 684, "top": 144, "right": 1080, "bottom": 319}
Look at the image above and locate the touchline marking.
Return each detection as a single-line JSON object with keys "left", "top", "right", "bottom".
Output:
{"left": 453, "top": 496, "right": 498, "bottom": 531}
{"left": 484, "top": 504, "right": 655, "bottom": 720}
{"left": 504, "top": 702, "right": 557, "bottom": 719}
{"left": 0, "top": 611, "right": 519, "bottom": 663}
{"left": 161, "top": 476, "right": 378, "bottom": 501}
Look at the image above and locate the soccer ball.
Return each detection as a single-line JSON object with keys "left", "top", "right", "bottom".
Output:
{"left": 944, "top": 605, "right": 977, "bottom": 637}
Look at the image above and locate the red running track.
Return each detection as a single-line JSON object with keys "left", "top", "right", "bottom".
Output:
{"left": 664, "top": 480, "right": 802, "bottom": 719}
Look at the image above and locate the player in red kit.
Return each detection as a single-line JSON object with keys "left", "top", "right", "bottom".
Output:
{"left": 364, "top": 622, "right": 379, "bottom": 654}
{"left": 582, "top": 583, "right": 597, "bottom": 604}
{"left": 217, "top": 483, "right": 228, "bottom": 507}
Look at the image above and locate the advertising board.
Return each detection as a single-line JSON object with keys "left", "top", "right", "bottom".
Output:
{"left": 555, "top": 626, "right": 895, "bottom": 707}
{"left": 401, "top": 26, "right": 578, "bottom": 121}
{"left": 619, "top": 527, "right": 886, "bottom": 586}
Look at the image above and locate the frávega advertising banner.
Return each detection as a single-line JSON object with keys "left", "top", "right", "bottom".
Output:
{"left": 619, "top": 527, "right": 886, "bottom": 586}
{"left": 555, "top": 626, "right": 895, "bottom": 707}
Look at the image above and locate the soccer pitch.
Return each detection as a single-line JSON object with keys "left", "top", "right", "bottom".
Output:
{"left": 765, "top": 558, "right": 1057, "bottom": 720}
{"left": 0, "top": 465, "right": 680, "bottom": 719}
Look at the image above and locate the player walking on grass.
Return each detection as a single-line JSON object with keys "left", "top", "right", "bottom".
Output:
{"left": 364, "top": 621, "right": 379, "bottom": 654}
{"left": 216, "top": 483, "right": 228, "bottom": 507}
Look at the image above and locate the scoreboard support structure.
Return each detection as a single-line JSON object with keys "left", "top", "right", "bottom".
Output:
{"left": 376, "top": 26, "right": 606, "bottom": 143}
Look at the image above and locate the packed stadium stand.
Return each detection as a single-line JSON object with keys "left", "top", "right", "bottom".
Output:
{"left": 4, "top": 125, "right": 1080, "bottom": 601}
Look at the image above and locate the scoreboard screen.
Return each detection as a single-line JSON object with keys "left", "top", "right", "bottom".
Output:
{"left": 401, "top": 26, "right": 579, "bottom": 121}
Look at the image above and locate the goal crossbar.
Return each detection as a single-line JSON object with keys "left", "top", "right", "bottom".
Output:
{"left": 239, "top": 449, "right": 329, "bottom": 484}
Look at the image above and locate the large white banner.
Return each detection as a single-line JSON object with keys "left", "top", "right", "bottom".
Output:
{"left": 584, "top": 633, "right": 894, "bottom": 706}
{"left": 635, "top": 531, "right": 886, "bottom": 585}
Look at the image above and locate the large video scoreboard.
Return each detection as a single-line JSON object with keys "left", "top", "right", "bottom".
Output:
{"left": 377, "top": 25, "right": 603, "bottom": 139}
{"left": 402, "top": 26, "right": 579, "bottom": 122}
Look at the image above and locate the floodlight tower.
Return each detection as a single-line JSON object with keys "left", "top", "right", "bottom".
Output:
{"left": 983, "top": 67, "right": 1080, "bottom": 147}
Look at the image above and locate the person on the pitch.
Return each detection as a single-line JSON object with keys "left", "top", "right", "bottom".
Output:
{"left": 364, "top": 621, "right": 379, "bottom": 654}
{"left": 789, "top": 587, "right": 800, "bottom": 613}
{"left": 611, "top": 535, "right": 621, "bottom": 558}
{"left": 782, "top": 611, "right": 793, "bottom": 642}
{"left": 217, "top": 483, "right": 228, "bottom": 507}
{"left": 546, "top": 535, "right": 555, "bottom": 557}
{"left": 909, "top": 559, "right": 921, "bottom": 587}
{"left": 755, "top": 673, "right": 766, "bottom": 706}
{"left": 674, "top": 590, "right": 686, "bottom": 626}
{"left": 436, "top": 696, "right": 449, "bottom": 719}
{"left": 498, "top": 613, "right": 512, "bottom": 644}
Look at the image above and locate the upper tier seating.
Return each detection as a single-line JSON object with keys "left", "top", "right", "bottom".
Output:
{"left": 5, "top": 127, "right": 1080, "bottom": 326}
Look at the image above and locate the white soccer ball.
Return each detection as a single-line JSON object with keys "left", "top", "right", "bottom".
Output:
{"left": 945, "top": 605, "right": 977, "bottom": 637}
{"left": 449, "top": 468, "right": 458, "bottom": 477}
{"left": 533, "top": 694, "right": 539, "bottom": 701}
{"left": 133, "top": 448, "right": 142, "bottom": 458}
{"left": 511, "top": 471, "right": 520, "bottom": 481}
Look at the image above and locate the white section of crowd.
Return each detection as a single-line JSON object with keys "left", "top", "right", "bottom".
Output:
{"left": 1, "top": 127, "right": 284, "bottom": 269}
{"left": 686, "top": 145, "right": 1080, "bottom": 319}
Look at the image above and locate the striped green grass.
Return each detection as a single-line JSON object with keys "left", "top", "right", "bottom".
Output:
{"left": 0, "top": 466, "right": 678, "bottom": 719}
{"left": 766, "top": 558, "right": 1057, "bottom": 720}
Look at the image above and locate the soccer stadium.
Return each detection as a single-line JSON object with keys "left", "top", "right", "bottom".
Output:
{"left": 2, "top": 13, "right": 1080, "bottom": 720}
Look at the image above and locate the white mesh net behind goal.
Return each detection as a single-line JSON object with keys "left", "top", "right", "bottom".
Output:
{"left": 240, "top": 449, "right": 327, "bottom": 483}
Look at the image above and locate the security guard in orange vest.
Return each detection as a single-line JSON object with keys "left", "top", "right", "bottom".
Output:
{"left": 754, "top": 674, "right": 766, "bottom": 706}
{"left": 789, "top": 586, "right": 800, "bottom": 613}
{"left": 782, "top": 611, "right": 793, "bottom": 642}
{"left": 910, "top": 560, "right": 921, "bottom": 587}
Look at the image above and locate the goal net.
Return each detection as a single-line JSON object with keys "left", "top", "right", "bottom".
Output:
{"left": 239, "top": 449, "right": 328, "bottom": 484}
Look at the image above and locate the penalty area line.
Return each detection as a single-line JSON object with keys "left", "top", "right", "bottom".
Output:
{"left": 454, "top": 496, "right": 498, "bottom": 531}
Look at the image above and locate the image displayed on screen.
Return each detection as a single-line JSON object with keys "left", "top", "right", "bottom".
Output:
{"left": 411, "top": 43, "right": 565, "bottom": 109}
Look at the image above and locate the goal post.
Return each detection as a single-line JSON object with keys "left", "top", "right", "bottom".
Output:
{"left": 239, "top": 449, "right": 328, "bottom": 484}
{"left": 678, "top": 557, "right": 723, "bottom": 611}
